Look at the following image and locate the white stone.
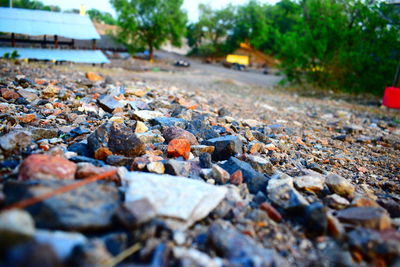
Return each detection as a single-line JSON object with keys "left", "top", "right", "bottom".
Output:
{"left": 122, "top": 172, "right": 227, "bottom": 230}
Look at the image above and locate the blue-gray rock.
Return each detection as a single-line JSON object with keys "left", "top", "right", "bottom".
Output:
{"left": 199, "top": 153, "right": 212, "bottom": 169}
{"left": 4, "top": 180, "right": 120, "bottom": 231}
{"left": 220, "top": 157, "right": 268, "bottom": 194}
{"left": 151, "top": 117, "right": 188, "bottom": 129}
{"left": 97, "top": 94, "right": 125, "bottom": 113}
{"left": 203, "top": 136, "right": 243, "bottom": 161}
{"left": 207, "top": 220, "right": 287, "bottom": 266}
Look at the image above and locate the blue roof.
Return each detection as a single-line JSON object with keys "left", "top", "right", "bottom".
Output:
{"left": 0, "top": 7, "right": 100, "bottom": 40}
{"left": 0, "top": 47, "right": 109, "bottom": 63}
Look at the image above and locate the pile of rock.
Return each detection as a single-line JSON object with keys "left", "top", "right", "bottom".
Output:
{"left": 0, "top": 60, "right": 399, "bottom": 266}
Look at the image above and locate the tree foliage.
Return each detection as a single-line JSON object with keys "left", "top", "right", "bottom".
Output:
{"left": 87, "top": 9, "right": 117, "bottom": 25}
{"left": 188, "top": 0, "right": 400, "bottom": 95}
{"left": 0, "top": 0, "right": 60, "bottom": 11}
{"left": 111, "top": 0, "right": 187, "bottom": 60}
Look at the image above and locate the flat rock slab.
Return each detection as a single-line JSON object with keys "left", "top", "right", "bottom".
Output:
{"left": 336, "top": 207, "right": 392, "bottom": 230}
{"left": 4, "top": 180, "right": 120, "bottom": 231}
{"left": 122, "top": 172, "right": 227, "bottom": 230}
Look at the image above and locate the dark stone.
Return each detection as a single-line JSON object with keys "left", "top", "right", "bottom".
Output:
{"left": 68, "top": 143, "right": 92, "bottom": 157}
{"left": 101, "top": 232, "right": 128, "bottom": 256}
{"left": 218, "top": 107, "right": 230, "bottom": 117}
{"left": 15, "top": 97, "right": 29, "bottom": 105}
{"left": 203, "top": 135, "right": 243, "bottom": 161}
{"left": 220, "top": 157, "right": 268, "bottom": 194}
{"left": 97, "top": 94, "right": 125, "bottom": 113}
{"left": 199, "top": 153, "right": 212, "bottom": 169}
{"left": 106, "top": 155, "right": 134, "bottom": 167}
{"left": 207, "top": 221, "right": 287, "bottom": 266}
{"left": 4, "top": 180, "right": 120, "bottom": 231}
{"left": 6, "top": 242, "right": 61, "bottom": 267}
{"left": 0, "top": 159, "right": 20, "bottom": 170}
{"left": 87, "top": 122, "right": 145, "bottom": 158}
{"left": 164, "top": 159, "right": 191, "bottom": 177}
{"left": 377, "top": 194, "right": 400, "bottom": 218}
{"left": 69, "top": 156, "right": 105, "bottom": 167}
{"left": 186, "top": 116, "right": 220, "bottom": 140}
{"left": 66, "top": 239, "right": 112, "bottom": 267}
{"left": 151, "top": 117, "right": 188, "bottom": 129}
{"left": 304, "top": 202, "right": 327, "bottom": 237}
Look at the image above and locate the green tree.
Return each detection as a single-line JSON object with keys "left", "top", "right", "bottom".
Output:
{"left": 277, "top": 0, "right": 400, "bottom": 94}
{"left": 87, "top": 8, "right": 117, "bottom": 25}
{"left": 111, "top": 0, "right": 187, "bottom": 61}
{"left": 187, "top": 4, "right": 235, "bottom": 56}
{"left": 227, "top": 1, "right": 273, "bottom": 53}
{"left": 0, "top": 0, "right": 60, "bottom": 11}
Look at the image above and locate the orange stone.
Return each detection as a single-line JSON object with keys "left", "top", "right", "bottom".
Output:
{"left": 260, "top": 202, "right": 282, "bottom": 222}
{"left": 17, "top": 113, "right": 36, "bottom": 123}
{"left": 86, "top": 72, "right": 103, "bottom": 81}
{"left": 230, "top": 170, "right": 243, "bottom": 185}
{"left": 1, "top": 89, "right": 19, "bottom": 100}
{"left": 94, "top": 147, "right": 113, "bottom": 160}
{"left": 18, "top": 154, "right": 76, "bottom": 181}
{"left": 167, "top": 139, "right": 191, "bottom": 160}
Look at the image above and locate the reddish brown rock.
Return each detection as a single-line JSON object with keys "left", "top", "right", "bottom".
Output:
{"left": 229, "top": 170, "right": 243, "bottom": 185}
{"left": 75, "top": 163, "right": 120, "bottom": 184}
{"left": 94, "top": 147, "right": 113, "bottom": 160}
{"left": 18, "top": 154, "right": 76, "bottom": 181}
{"left": 260, "top": 202, "right": 282, "bottom": 222}
{"left": 167, "top": 139, "right": 191, "bottom": 160}
{"left": 17, "top": 114, "right": 36, "bottom": 123}
{"left": 163, "top": 126, "right": 198, "bottom": 145}
{"left": 1, "top": 89, "right": 19, "bottom": 100}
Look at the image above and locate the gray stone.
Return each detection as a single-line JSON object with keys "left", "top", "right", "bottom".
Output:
{"left": 4, "top": 180, "right": 120, "bottom": 231}
{"left": 294, "top": 174, "right": 325, "bottom": 193}
{"left": 203, "top": 135, "right": 243, "bottom": 161}
{"left": 165, "top": 159, "right": 192, "bottom": 177}
{"left": 267, "top": 173, "right": 308, "bottom": 210}
{"left": 324, "top": 194, "right": 350, "bottom": 209}
{"left": 336, "top": 207, "right": 392, "bottom": 230}
{"left": 66, "top": 239, "right": 113, "bottom": 267}
{"left": 116, "top": 198, "right": 157, "bottom": 228}
{"left": 17, "top": 88, "right": 39, "bottom": 102}
{"left": 0, "top": 130, "right": 32, "bottom": 155}
{"left": 211, "top": 164, "right": 230, "bottom": 184}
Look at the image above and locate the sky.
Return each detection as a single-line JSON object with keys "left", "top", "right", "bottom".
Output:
{"left": 41, "top": 0, "right": 279, "bottom": 22}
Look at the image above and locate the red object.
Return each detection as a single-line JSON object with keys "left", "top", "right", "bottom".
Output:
{"left": 383, "top": 87, "right": 400, "bottom": 109}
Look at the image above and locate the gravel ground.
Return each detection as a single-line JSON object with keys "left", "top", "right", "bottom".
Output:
{"left": 0, "top": 59, "right": 399, "bottom": 267}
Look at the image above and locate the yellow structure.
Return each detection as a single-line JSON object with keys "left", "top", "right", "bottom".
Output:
{"left": 226, "top": 54, "right": 249, "bottom": 65}
{"left": 80, "top": 4, "right": 86, "bottom": 16}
